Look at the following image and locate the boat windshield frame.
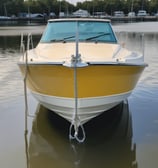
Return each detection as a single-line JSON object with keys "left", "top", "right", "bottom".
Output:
{"left": 40, "top": 19, "right": 117, "bottom": 44}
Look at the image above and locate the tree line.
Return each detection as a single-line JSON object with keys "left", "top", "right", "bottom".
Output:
{"left": 0, "top": 0, "right": 158, "bottom": 17}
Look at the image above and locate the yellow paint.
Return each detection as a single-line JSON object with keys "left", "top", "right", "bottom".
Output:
{"left": 19, "top": 64, "right": 145, "bottom": 98}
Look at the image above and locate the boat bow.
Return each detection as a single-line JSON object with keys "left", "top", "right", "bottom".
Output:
{"left": 18, "top": 18, "right": 148, "bottom": 142}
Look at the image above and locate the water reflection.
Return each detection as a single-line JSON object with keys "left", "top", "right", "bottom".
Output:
{"left": 25, "top": 101, "right": 137, "bottom": 168}
{"left": 1, "top": 30, "right": 158, "bottom": 168}
{"left": 0, "top": 35, "right": 41, "bottom": 51}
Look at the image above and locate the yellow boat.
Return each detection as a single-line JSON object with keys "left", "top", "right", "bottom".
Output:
{"left": 18, "top": 18, "right": 147, "bottom": 139}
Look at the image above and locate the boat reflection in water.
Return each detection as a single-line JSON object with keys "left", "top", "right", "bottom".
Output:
{"left": 25, "top": 101, "right": 137, "bottom": 168}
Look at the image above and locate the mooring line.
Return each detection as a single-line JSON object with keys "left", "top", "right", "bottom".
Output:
{"left": 69, "top": 21, "right": 86, "bottom": 143}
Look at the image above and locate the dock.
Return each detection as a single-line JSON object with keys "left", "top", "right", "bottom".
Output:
{"left": 1, "top": 20, "right": 158, "bottom": 36}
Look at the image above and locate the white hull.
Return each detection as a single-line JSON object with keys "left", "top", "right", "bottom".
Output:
{"left": 32, "top": 91, "right": 132, "bottom": 124}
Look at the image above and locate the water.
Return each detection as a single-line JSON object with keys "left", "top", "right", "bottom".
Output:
{"left": 0, "top": 29, "right": 158, "bottom": 168}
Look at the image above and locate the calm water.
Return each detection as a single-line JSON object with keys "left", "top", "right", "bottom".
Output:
{"left": 0, "top": 30, "right": 158, "bottom": 168}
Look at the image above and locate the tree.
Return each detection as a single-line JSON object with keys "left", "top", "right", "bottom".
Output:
{"left": 0, "top": 0, "right": 157, "bottom": 17}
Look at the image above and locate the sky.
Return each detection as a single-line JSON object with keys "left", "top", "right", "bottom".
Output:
{"left": 66, "top": 0, "right": 86, "bottom": 5}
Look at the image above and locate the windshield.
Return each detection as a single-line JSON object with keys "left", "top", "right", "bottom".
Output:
{"left": 40, "top": 20, "right": 117, "bottom": 43}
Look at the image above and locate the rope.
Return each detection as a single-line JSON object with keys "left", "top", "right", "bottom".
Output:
{"left": 20, "top": 33, "right": 29, "bottom": 131}
{"left": 21, "top": 33, "right": 35, "bottom": 131}
{"left": 21, "top": 34, "right": 35, "bottom": 168}
{"left": 69, "top": 21, "right": 86, "bottom": 143}
{"left": 69, "top": 121, "right": 86, "bottom": 143}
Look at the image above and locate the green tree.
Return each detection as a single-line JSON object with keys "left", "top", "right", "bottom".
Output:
{"left": 0, "top": 0, "right": 157, "bottom": 17}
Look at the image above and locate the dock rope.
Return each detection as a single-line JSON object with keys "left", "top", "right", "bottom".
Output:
{"left": 21, "top": 33, "right": 35, "bottom": 168}
{"left": 20, "top": 33, "right": 29, "bottom": 131}
{"left": 69, "top": 21, "right": 86, "bottom": 143}
{"left": 21, "top": 33, "right": 35, "bottom": 131}
{"left": 69, "top": 60, "right": 86, "bottom": 143}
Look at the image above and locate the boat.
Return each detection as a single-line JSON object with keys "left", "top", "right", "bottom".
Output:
{"left": 18, "top": 18, "right": 147, "bottom": 139}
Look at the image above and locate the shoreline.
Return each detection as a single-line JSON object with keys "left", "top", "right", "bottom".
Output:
{"left": 0, "top": 22, "right": 158, "bottom": 36}
{"left": 0, "top": 25, "right": 45, "bottom": 36}
{"left": 113, "top": 21, "right": 158, "bottom": 33}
